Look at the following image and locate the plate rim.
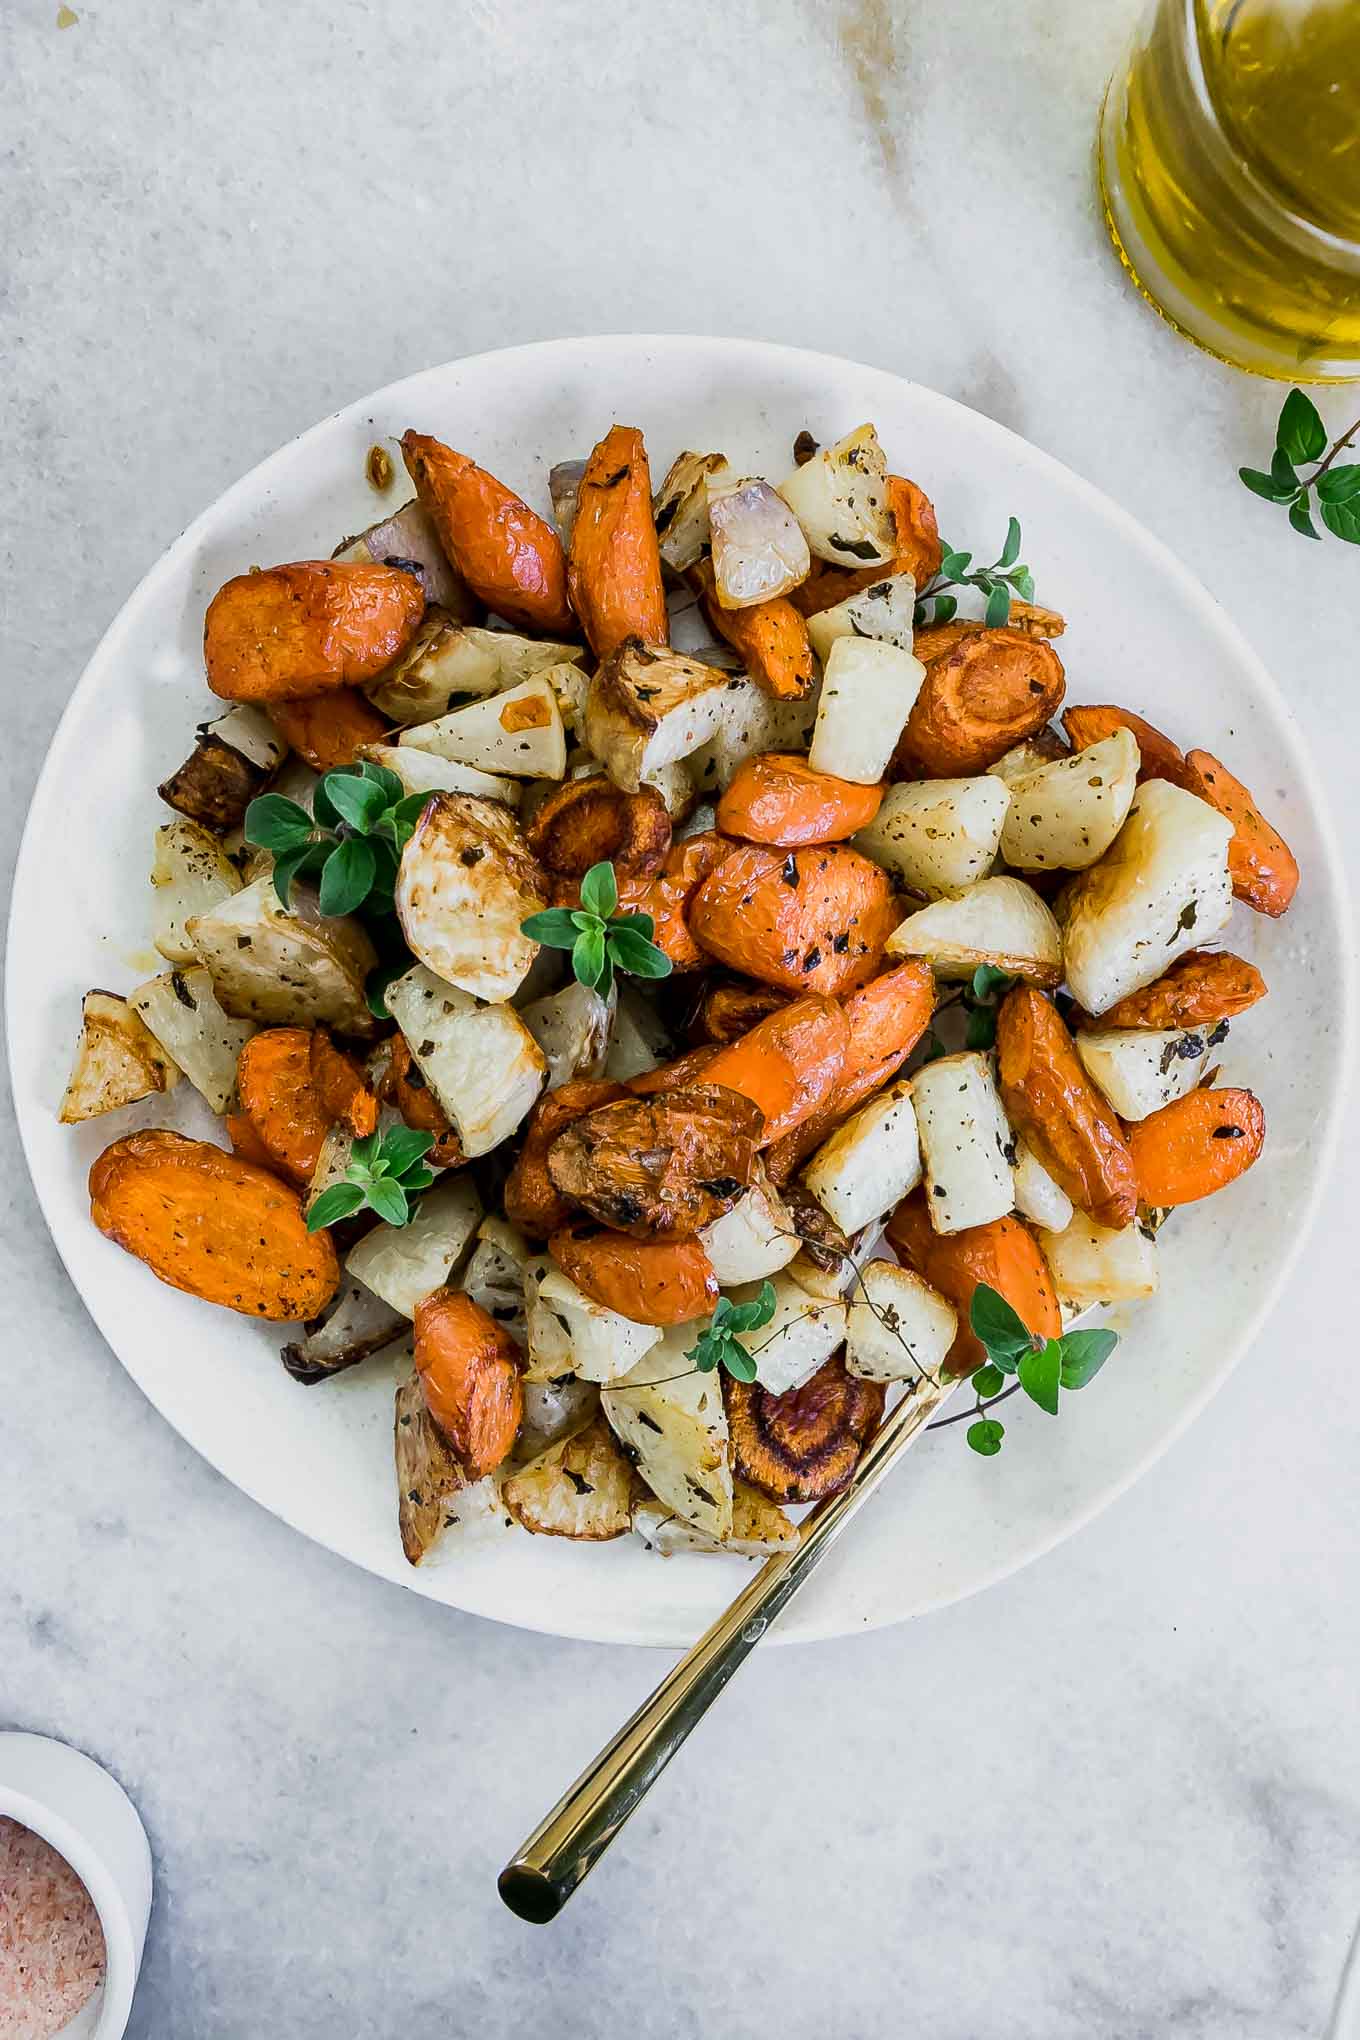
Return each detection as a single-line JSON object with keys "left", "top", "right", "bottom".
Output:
{"left": 8, "top": 333, "right": 1355, "bottom": 1648}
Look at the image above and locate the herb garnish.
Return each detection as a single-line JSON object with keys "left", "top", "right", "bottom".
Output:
{"left": 306, "top": 1126, "right": 436, "bottom": 1232}
{"left": 245, "top": 760, "right": 430, "bottom": 918}
{"left": 685, "top": 1281, "right": 778, "bottom": 1384}
{"left": 914, "top": 517, "right": 1035, "bottom": 629}
{"left": 1239, "top": 389, "right": 1360, "bottom": 543}
{"left": 962, "top": 1282, "right": 1119, "bottom": 1455}
{"left": 520, "top": 860, "right": 672, "bottom": 999}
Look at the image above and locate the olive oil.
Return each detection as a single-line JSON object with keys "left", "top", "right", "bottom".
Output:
{"left": 1099, "top": 0, "right": 1360, "bottom": 380}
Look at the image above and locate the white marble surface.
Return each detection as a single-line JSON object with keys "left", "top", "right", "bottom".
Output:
{"left": 2, "top": 0, "right": 1358, "bottom": 2033}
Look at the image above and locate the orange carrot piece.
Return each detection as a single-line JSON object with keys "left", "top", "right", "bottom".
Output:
{"left": 237, "top": 1028, "right": 375, "bottom": 1184}
{"left": 702, "top": 994, "right": 849, "bottom": 1147}
{"left": 691, "top": 559, "right": 815, "bottom": 701}
{"left": 899, "top": 627, "right": 1066, "bottom": 776}
{"left": 788, "top": 477, "right": 942, "bottom": 617}
{"left": 885, "top": 1194, "right": 1060, "bottom": 1377}
{"left": 268, "top": 689, "right": 389, "bottom": 771}
{"left": 225, "top": 1111, "right": 279, "bottom": 1172}
{"left": 568, "top": 424, "right": 668, "bottom": 658}
{"left": 204, "top": 561, "right": 425, "bottom": 704}
{"left": 1179, "top": 749, "right": 1300, "bottom": 917}
{"left": 89, "top": 1129, "right": 339, "bottom": 1320}
{"left": 688, "top": 842, "right": 899, "bottom": 996}
{"left": 400, "top": 431, "right": 573, "bottom": 635}
{"left": 716, "top": 752, "right": 885, "bottom": 847}
{"left": 1125, "top": 1087, "right": 1265, "bottom": 1207}
{"left": 414, "top": 1288, "right": 523, "bottom": 1477}
{"left": 1083, "top": 950, "right": 1267, "bottom": 1031}
{"left": 550, "top": 1224, "right": 718, "bottom": 1327}
{"left": 996, "top": 985, "right": 1138, "bottom": 1230}
{"left": 763, "top": 961, "right": 934, "bottom": 1178}
{"left": 1062, "top": 703, "right": 1188, "bottom": 787}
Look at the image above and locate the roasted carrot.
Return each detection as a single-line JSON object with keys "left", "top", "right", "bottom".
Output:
{"left": 885, "top": 1193, "right": 1060, "bottom": 1377}
{"left": 546, "top": 1083, "right": 763, "bottom": 1237}
{"left": 996, "top": 986, "right": 1138, "bottom": 1230}
{"left": 625, "top": 1045, "right": 720, "bottom": 1097}
{"left": 268, "top": 689, "right": 389, "bottom": 771}
{"left": 661, "top": 829, "right": 739, "bottom": 891}
{"left": 550, "top": 1222, "right": 718, "bottom": 1326}
{"left": 1179, "top": 749, "right": 1300, "bottom": 917}
{"left": 763, "top": 960, "right": 934, "bottom": 1178}
{"left": 690, "top": 979, "right": 788, "bottom": 1045}
{"left": 614, "top": 875, "right": 705, "bottom": 971}
{"left": 504, "top": 1078, "right": 627, "bottom": 1238}
{"left": 224, "top": 1111, "right": 278, "bottom": 1171}
{"left": 1081, "top": 950, "right": 1267, "bottom": 1031}
{"left": 89, "top": 1129, "right": 339, "bottom": 1320}
{"left": 688, "top": 842, "right": 900, "bottom": 996}
{"left": 378, "top": 1035, "right": 464, "bottom": 1167}
{"left": 691, "top": 559, "right": 815, "bottom": 702}
{"left": 204, "top": 561, "right": 425, "bottom": 704}
{"left": 236, "top": 1028, "right": 376, "bottom": 1185}
{"left": 1062, "top": 703, "right": 1187, "bottom": 787}
{"left": 524, "top": 776, "right": 670, "bottom": 879}
{"left": 716, "top": 752, "right": 885, "bottom": 847}
{"left": 727, "top": 1357, "right": 885, "bottom": 1503}
{"left": 400, "top": 430, "right": 573, "bottom": 635}
{"left": 414, "top": 1288, "right": 522, "bottom": 1477}
{"left": 1125, "top": 1087, "right": 1265, "bottom": 1207}
{"left": 567, "top": 424, "right": 668, "bottom": 658}
{"left": 702, "top": 994, "right": 850, "bottom": 1147}
{"left": 898, "top": 626, "right": 1066, "bottom": 776}
{"left": 788, "top": 476, "right": 942, "bottom": 617}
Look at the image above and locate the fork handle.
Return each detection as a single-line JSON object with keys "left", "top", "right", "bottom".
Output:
{"left": 497, "top": 1369, "right": 956, "bottom": 1922}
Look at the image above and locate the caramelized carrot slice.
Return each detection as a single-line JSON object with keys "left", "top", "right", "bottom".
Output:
{"left": 688, "top": 842, "right": 900, "bottom": 996}
{"left": 504, "top": 1078, "right": 627, "bottom": 1238}
{"left": 885, "top": 1193, "right": 1060, "bottom": 1376}
{"left": 1081, "top": 950, "right": 1267, "bottom": 1031}
{"left": 702, "top": 994, "right": 849, "bottom": 1147}
{"left": 1125, "top": 1087, "right": 1265, "bottom": 1207}
{"left": 1179, "top": 749, "right": 1300, "bottom": 918}
{"left": 550, "top": 1223, "right": 718, "bottom": 1326}
{"left": 414, "top": 1288, "right": 522, "bottom": 1477}
{"left": 237, "top": 1028, "right": 376, "bottom": 1184}
{"left": 89, "top": 1129, "right": 339, "bottom": 1320}
{"left": 899, "top": 627, "right": 1066, "bottom": 775}
{"left": 1062, "top": 703, "right": 1187, "bottom": 787}
{"left": 691, "top": 560, "right": 815, "bottom": 702}
{"left": 788, "top": 477, "right": 942, "bottom": 617}
{"left": 763, "top": 960, "right": 934, "bottom": 1178}
{"left": 378, "top": 1036, "right": 464, "bottom": 1168}
{"left": 524, "top": 776, "right": 671, "bottom": 878}
{"left": 716, "top": 752, "right": 885, "bottom": 847}
{"left": 727, "top": 1357, "right": 884, "bottom": 1503}
{"left": 568, "top": 424, "right": 668, "bottom": 658}
{"left": 996, "top": 985, "right": 1138, "bottom": 1230}
{"left": 205, "top": 561, "right": 425, "bottom": 704}
{"left": 268, "top": 689, "right": 389, "bottom": 771}
{"left": 400, "top": 431, "right": 573, "bottom": 635}
{"left": 224, "top": 1111, "right": 279, "bottom": 1171}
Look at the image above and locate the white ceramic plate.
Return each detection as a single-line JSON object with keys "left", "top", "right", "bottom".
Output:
{"left": 8, "top": 337, "right": 1350, "bottom": 1648}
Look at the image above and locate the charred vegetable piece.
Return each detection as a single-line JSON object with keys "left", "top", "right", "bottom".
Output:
{"left": 59, "top": 991, "right": 179, "bottom": 1124}
{"left": 281, "top": 1279, "right": 407, "bottom": 1384}
{"left": 726, "top": 1355, "right": 884, "bottom": 1504}
{"left": 995, "top": 986, "right": 1138, "bottom": 1231}
{"left": 1062, "top": 703, "right": 1188, "bottom": 787}
{"left": 690, "top": 979, "right": 789, "bottom": 1046}
{"left": 89, "top": 1129, "right": 339, "bottom": 1321}
{"left": 503, "top": 1077, "right": 627, "bottom": 1238}
{"left": 524, "top": 775, "right": 671, "bottom": 879}
{"left": 1078, "top": 950, "right": 1267, "bottom": 1031}
{"left": 688, "top": 842, "right": 900, "bottom": 997}
{"left": 400, "top": 431, "right": 573, "bottom": 635}
{"left": 567, "top": 424, "right": 668, "bottom": 658}
{"left": 1125, "top": 1086, "right": 1266, "bottom": 1207}
{"left": 395, "top": 1368, "right": 485, "bottom": 1566}
{"left": 546, "top": 1081, "right": 763, "bottom": 1237}
{"left": 414, "top": 1287, "right": 523, "bottom": 1478}
{"left": 204, "top": 561, "right": 425, "bottom": 703}
{"left": 502, "top": 1417, "right": 636, "bottom": 1540}
{"left": 158, "top": 707, "right": 286, "bottom": 834}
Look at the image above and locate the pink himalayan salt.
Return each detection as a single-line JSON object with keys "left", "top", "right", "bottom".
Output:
{"left": 0, "top": 1817, "right": 106, "bottom": 2039}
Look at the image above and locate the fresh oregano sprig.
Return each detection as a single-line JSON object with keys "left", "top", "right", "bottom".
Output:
{"left": 918, "top": 965, "right": 1015, "bottom": 1062}
{"left": 914, "top": 516, "right": 1035, "bottom": 629}
{"left": 964, "top": 1282, "right": 1119, "bottom": 1455}
{"left": 520, "top": 860, "right": 672, "bottom": 1000}
{"left": 306, "top": 1126, "right": 436, "bottom": 1232}
{"left": 685, "top": 1281, "right": 778, "bottom": 1384}
{"left": 245, "top": 760, "right": 431, "bottom": 918}
{"left": 1239, "top": 389, "right": 1360, "bottom": 543}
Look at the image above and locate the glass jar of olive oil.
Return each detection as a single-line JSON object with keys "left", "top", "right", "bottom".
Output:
{"left": 1099, "top": 0, "right": 1360, "bottom": 380}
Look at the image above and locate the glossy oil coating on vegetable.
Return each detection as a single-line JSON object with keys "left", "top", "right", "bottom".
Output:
{"left": 763, "top": 960, "right": 934, "bottom": 1178}
{"left": 89, "top": 1130, "right": 339, "bottom": 1320}
{"left": 568, "top": 424, "right": 669, "bottom": 658}
{"left": 414, "top": 1287, "right": 523, "bottom": 1478}
{"left": 267, "top": 690, "right": 389, "bottom": 771}
{"left": 688, "top": 842, "right": 899, "bottom": 996}
{"left": 726, "top": 1355, "right": 884, "bottom": 1503}
{"left": 701, "top": 994, "right": 849, "bottom": 1148}
{"left": 1082, "top": 949, "right": 1267, "bottom": 1031}
{"left": 900, "top": 625, "right": 1066, "bottom": 775}
{"left": 401, "top": 431, "right": 573, "bottom": 635}
{"left": 547, "top": 1082, "right": 762, "bottom": 1237}
{"left": 995, "top": 985, "right": 1138, "bottom": 1230}
{"left": 236, "top": 1026, "right": 376, "bottom": 1184}
{"left": 1125, "top": 1086, "right": 1266, "bottom": 1207}
{"left": 550, "top": 1221, "right": 719, "bottom": 1326}
{"left": 716, "top": 752, "right": 884, "bottom": 847}
{"left": 1179, "top": 748, "right": 1300, "bottom": 917}
{"left": 525, "top": 775, "right": 671, "bottom": 879}
{"left": 205, "top": 561, "right": 425, "bottom": 703}
{"left": 504, "top": 1077, "right": 627, "bottom": 1238}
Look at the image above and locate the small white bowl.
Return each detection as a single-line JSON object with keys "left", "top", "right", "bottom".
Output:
{"left": 0, "top": 1732, "right": 151, "bottom": 2038}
